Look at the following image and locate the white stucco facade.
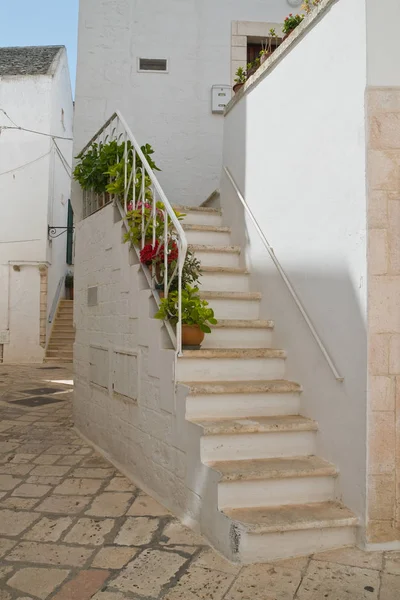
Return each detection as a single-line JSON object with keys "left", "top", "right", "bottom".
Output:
{"left": 73, "top": 0, "right": 293, "bottom": 210}
{"left": 0, "top": 47, "right": 73, "bottom": 363}
{"left": 222, "top": 0, "right": 369, "bottom": 525}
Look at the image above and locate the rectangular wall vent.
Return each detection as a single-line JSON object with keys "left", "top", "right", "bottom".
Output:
{"left": 138, "top": 58, "right": 168, "bottom": 73}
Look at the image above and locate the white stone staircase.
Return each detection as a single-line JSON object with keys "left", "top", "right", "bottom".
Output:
{"left": 174, "top": 205, "right": 358, "bottom": 563}
{"left": 45, "top": 299, "right": 74, "bottom": 363}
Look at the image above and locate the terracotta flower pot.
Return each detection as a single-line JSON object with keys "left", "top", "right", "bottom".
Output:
{"left": 283, "top": 30, "right": 295, "bottom": 41}
{"left": 247, "top": 66, "right": 258, "bottom": 78}
{"left": 260, "top": 52, "right": 271, "bottom": 65}
{"left": 182, "top": 324, "right": 205, "bottom": 349}
{"left": 233, "top": 83, "right": 244, "bottom": 94}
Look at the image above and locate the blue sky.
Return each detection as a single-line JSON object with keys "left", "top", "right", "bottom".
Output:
{"left": 1, "top": 0, "right": 79, "bottom": 93}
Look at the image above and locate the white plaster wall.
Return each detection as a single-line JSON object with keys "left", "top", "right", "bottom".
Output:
{"left": 46, "top": 49, "right": 74, "bottom": 334}
{"left": 73, "top": 205, "right": 200, "bottom": 522}
{"left": 73, "top": 204, "right": 235, "bottom": 556}
{"left": 222, "top": 0, "right": 368, "bottom": 522}
{"left": 0, "top": 49, "right": 73, "bottom": 362}
{"left": 0, "top": 75, "right": 52, "bottom": 362}
{"left": 366, "top": 0, "right": 400, "bottom": 86}
{"left": 73, "top": 0, "right": 291, "bottom": 211}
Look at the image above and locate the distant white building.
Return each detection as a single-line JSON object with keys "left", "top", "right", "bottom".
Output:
{"left": 73, "top": 0, "right": 292, "bottom": 210}
{"left": 0, "top": 46, "right": 74, "bottom": 363}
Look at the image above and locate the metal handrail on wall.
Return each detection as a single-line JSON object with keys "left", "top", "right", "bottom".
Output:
{"left": 78, "top": 111, "right": 188, "bottom": 355}
{"left": 223, "top": 166, "right": 343, "bottom": 382}
{"left": 48, "top": 274, "right": 66, "bottom": 324}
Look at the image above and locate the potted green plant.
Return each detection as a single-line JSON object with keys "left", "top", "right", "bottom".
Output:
{"left": 282, "top": 14, "right": 304, "bottom": 39}
{"left": 302, "top": 0, "right": 321, "bottom": 14}
{"left": 259, "top": 29, "right": 278, "bottom": 64}
{"left": 123, "top": 202, "right": 184, "bottom": 246}
{"left": 246, "top": 57, "right": 260, "bottom": 79}
{"left": 233, "top": 66, "right": 246, "bottom": 94}
{"left": 155, "top": 285, "right": 217, "bottom": 348}
{"left": 65, "top": 272, "right": 74, "bottom": 300}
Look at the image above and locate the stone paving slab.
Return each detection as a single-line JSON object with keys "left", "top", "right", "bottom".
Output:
{"left": 0, "top": 364, "right": 399, "bottom": 599}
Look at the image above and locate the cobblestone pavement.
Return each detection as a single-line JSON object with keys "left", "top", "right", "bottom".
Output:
{"left": 0, "top": 365, "right": 399, "bottom": 599}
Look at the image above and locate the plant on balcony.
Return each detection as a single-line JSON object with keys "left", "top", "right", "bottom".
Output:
{"left": 105, "top": 143, "right": 161, "bottom": 203}
{"left": 247, "top": 58, "right": 260, "bottom": 78}
{"left": 73, "top": 140, "right": 160, "bottom": 202}
{"left": 282, "top": 14, "right": 304, "bottom": 38}
{"left": 302, "top": 0, "right": 321, "bottom": 14}
{"left": 155, "top": 285, "right": 217, "bottom": 348}
{"left": 259, "top": 29, "right": 279, "bottom": 64}
{"left": 233, "top": 66, "right": 246, "bottom": 94}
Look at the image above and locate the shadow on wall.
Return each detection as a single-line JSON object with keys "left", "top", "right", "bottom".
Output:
{"left": 218, "top": 92, "right": 367, "bottom": 523}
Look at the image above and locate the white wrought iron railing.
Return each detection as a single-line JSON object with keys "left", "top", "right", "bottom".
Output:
{"left": 77, "top": 111, "right": 188, "bottom": 354}
{"left": 223, "top": 166, "right": 343, "bottom": 382}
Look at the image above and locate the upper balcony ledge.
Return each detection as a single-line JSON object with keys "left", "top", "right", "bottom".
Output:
{"left": 225, "top": 0, "right": 337, "bottom": 116}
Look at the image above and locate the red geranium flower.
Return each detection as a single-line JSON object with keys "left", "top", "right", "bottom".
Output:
{"left": 140, "top": 240, "right": 178, "bottom": 265}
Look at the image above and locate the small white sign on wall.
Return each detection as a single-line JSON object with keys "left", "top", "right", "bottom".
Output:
{"left": 211, "top": 85, "right": 231, "bottom": 114}
{"left": 0, "top": 331, "right": 10, "bottom": 344}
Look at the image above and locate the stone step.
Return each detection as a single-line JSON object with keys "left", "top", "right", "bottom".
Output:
{"left": 193, "top": 415, "right": 317, "bottom": 462}
{"left": 223, "top": 502, "right": 358, "bottom": 563}
{"left": 185, "top": 379, "right": 302, "bottom": 419}
{"left": 174, "top": 205, "right": 222, "bottom": 214}
{"left": 204, "top": 319, "right": 274, "bottom": 349}
{"left": 200, "top": 266, "right": 250, "bottom": 292}
{"left": 189, "top": 244, "right": 241, "bottom": 268}
{"left": 199, "top": 291, "right": 261, "bottom": 320}
{"left": 210, "top": 456, "right": 337, "bottom": 509}
{"left": 46, "top": 349, "right": 73, "bottom": 357}
{"left": 47, "top": 342, "right": 74, "bottom": 350}
{"left": 50, "top": 332, "right": 75, "bottom": 339}
{"left": 44, "top": 357, "right": 73, "bottom": 364}
{"left": 174, "top": 206, "right": 223, "bottom": 227}
{"left": 177, "top": 348, "right": 286, "bottom": 382}
{"left": 183, "top": 224, "right": 231, "bottom": 246}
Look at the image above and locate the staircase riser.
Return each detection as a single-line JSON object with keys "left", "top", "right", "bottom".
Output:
{"left": 202, "top": 328, "right": 273, "bottom": 349}
{"left": 200, "top": 273, "right": 250, "bottom": 292}
{"left": 201, "top": 431, "right": 316, "bottom": 462}
{"left": 203, "top": 299, "right": 260, "bottom": 320}
{"left": 182, "top": 213, "right": 223, "bottom": 227}
{"left": 49, "top": 345, "right": 74, "bottom": 349}
{"left": 185, "top": 230, "right": 231, "bottom": 246}
{"left": 44, "top": 358, "right": 73, "bottom": 363}
{"left": 46, "top": 352, "right": 73, "bottom": 357}
{"left": 194, "top": 251, "right": 240, "bottom": 269}
{"left": 219, "top": 477, "right": 336, "bottom": 510}
{"left": 239, "top": 526, "right": 357, "bottom": 564}
{"left": 177, "top": 357, "right": 285, "bottom": 382}
{"left": 186, "top": 393, "right": 301, "bottom": 420}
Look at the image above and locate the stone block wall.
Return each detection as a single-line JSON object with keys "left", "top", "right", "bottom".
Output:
{"left": 367, "top": 88, "right": 400, "bottom": 543}
{"left": 72, "top": 205, "right": 204, "bottom": 528}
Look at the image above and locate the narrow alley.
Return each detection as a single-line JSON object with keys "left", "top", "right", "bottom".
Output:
{"left": 0, "top": 365, "right": 399, "bottom": 599}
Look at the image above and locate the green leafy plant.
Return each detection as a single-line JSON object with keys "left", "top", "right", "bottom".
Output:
{"left": 155, "top": 285, "right": 217, "bottom": 333}
{"left": 165, "top": 249, "right": 202, "bottom": 292}
{"left": 123, "top": 202, "right": 184, "bottom": 246}
{"left": 260, "top": 28, "right": 278, "bottom": 58}
{"left": 73, "top": 140, "right": 160, "bottom": 199}
{"left": 282, "top": 13, "right": 304, "bottom": 34}
{"left": 73, "top": 140, "right": 122, "bottom": 193}
{"left": 234, "top": 66, "right": 247, "bottom": 84}
{"left": 302, "top": 0, "right": 321, "bottom": 14}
